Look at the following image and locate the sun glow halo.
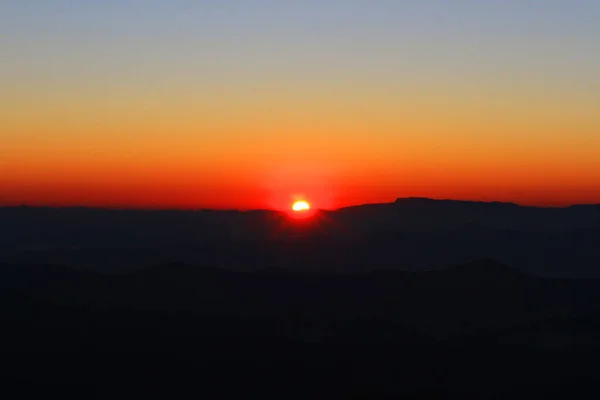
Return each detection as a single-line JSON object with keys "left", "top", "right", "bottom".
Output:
{"left": 292, "top": 200, "right": 310, "bottom": 212}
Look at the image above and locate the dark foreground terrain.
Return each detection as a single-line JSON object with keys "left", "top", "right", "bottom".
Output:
{"left": 2, "top": 199, "right": 600, "bottom": 398}
{"left": 3, "top": 260, "right": 600, "bottom": 398}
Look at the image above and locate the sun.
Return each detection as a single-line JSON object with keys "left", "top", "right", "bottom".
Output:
{"left": 292, "top": 200, "right": 310, "bottom": 212}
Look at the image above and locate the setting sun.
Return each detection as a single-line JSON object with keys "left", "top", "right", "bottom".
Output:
{"left": 292, "top": 200, "right": 311, "bottom": 212}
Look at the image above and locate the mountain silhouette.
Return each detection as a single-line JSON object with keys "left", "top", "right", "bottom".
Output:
{"left": 3, "top": 199, "right": 600, "bottom": 397}
{"left": 2, "top": 198, "right": 600, "bottom": 277}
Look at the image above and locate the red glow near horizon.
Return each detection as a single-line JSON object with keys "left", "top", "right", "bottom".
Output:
{"left": 3, "top": 163, "right": 600, "bottom": 210}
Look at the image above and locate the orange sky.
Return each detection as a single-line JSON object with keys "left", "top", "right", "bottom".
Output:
{"left": 2, "top": 2, "right": 600, "bottom": 210}
{"left": 2, "top": 83, "right": 600, "bottom": 210}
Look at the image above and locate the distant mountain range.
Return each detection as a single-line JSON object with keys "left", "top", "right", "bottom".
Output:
{"left": 3, "top": 200, "right": 600, "bottom": 397}
{"left": 1, "top": 198, "right": 600, "bottom": 276}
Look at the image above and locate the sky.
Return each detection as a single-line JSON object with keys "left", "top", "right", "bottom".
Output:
{"left": 1, "top": 1, "right": 599, "bottom": 209}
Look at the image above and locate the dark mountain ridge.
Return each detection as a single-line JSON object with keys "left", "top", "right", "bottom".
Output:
{"left": 2, "top": 198, "right": 600, "bottom": 277}
{"left": 3, "top": 197, "right": 600, "bottom": 397}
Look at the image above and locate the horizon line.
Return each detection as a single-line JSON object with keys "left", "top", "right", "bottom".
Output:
{"left": 1, "top": 197, "right": 598, "bottom": 212}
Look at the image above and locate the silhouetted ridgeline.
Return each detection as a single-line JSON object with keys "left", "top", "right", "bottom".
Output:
{"left": 2, "top": 199, "right": 600, "bottom": 397}
{"left": 1, "top": 198, "right": 600, "bottom": 276}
